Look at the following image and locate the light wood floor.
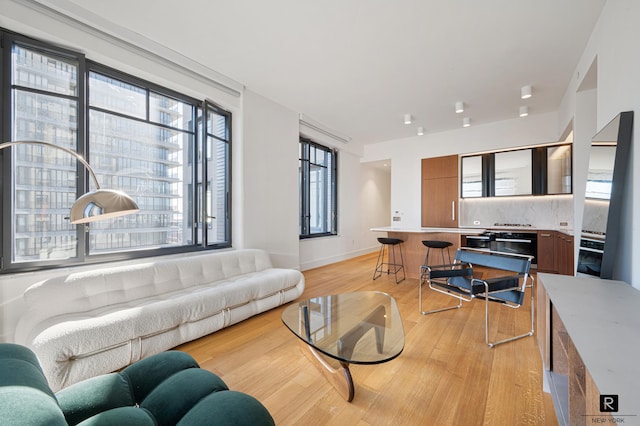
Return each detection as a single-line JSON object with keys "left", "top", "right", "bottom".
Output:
{"left": 175, "top": 252, "right": 558, "bottom": 425}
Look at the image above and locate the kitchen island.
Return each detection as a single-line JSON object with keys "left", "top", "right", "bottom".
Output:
{"left": 371, "top": 227, "right": 485, "bottom": 279}
{"left": 537, "top": 273, "right": 640, "bottom": 425}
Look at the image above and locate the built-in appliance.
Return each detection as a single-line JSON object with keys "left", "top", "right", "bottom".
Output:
{"left": 464, "top": 233, "right": 492, "bottom": 250}
{"left": 576, "top": 237, "right": 604, "bottom": 277}
{"left": 463, "top": 230, "right": 537, "bottom": 264}
{"left": 491, "top": 231, "right": 537, "bottom": 264}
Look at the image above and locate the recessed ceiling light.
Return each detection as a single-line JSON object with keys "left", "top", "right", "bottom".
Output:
{"left": 463, "top": 117, "right": 471, "bottom": 128}
{"left": 417, "top": 126, "right": 424, "bottom": 136}
{"left": 404, "top": 113, "right": 412, "bottom": 124}
{"left": 455, "top": 102, "right": 464, "bottom": 114}
{"left": 521, "top": 85, "right": 532, "bottom": 99}
{"left": 519, "top": 106, "right": 529, "bottom": 117}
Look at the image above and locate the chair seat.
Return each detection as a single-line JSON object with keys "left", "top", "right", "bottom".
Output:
{"left": 422, "top": 240, "right": 453, "bottom": 249}
{"left": 373, "top": 238, "right": 405, "bottom": 283}
{"left": 377, "top": 237, "right": 403, "bottom": 245}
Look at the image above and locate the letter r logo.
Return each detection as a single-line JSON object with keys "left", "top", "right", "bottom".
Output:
{"left": 600, "top": 394, "right": 618, "bottom": 412}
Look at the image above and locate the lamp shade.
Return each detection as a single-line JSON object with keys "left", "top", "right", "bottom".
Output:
{"left": 70, "top": 189, "right": 140, "bottom": 224}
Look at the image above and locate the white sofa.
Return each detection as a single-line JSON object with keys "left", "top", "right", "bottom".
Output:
{"left": 14, "top": 249, "right": 304, "bottom": 391}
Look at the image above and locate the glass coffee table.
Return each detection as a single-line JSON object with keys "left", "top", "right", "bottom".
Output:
{"left": 281, "top": 291, "right": 404, "bottom": 402}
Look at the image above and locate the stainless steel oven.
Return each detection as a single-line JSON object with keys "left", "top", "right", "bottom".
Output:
{"left": 490, "top": 232, "right": 538, "bottom": 264}
{"left": 577, "top": 238, "right": 604, "bottom": 277}
{"left": 464, "top": 232, "right": 492, "bottom": 250}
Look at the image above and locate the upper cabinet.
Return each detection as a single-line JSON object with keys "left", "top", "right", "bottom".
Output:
{"left": 546, "top": 145, "right": 573, "bottom": 195}
{"left": 422, "top": 155, "right": 459, "bottom": 227}
{"left": 461, "top": 143, "right": 572, "bottom": 198}
{"left": 494, "top": 149, "right": 532, "bottom": 196}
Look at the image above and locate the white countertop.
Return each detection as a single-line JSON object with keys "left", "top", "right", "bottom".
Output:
{"left": 370, "top": 226, "right": 486, "bottom": 234}
{"left": 370, "top": 226, "right": 573, "bottom": 235}
{"left": 538, "top": 273, "right": 640, "bottom": 414}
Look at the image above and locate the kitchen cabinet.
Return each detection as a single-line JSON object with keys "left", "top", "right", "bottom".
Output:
{"left": 536, "top": 230, "right": 573, "bottom": 275}
{"left": 460, "top": 143, "right": 572, "bottom": 197}
{"left": 537, "top": 231, "right": 557, "bottom": 273}
{"left": 421, "top": 155, "right": 458, "bottom": 227}
{"left": 557, "top": 232, "right": 574, "bottom": 275}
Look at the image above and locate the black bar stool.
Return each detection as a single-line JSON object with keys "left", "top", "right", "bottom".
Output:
{"left": 373, "top": 237, "right": 405, "bottom": 283}
{"left": 421, "top": 240, "right": 453, "bottom": 266}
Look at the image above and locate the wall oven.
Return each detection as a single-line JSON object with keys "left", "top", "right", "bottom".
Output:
{"left": 490, "top": 232, "right": 538, "bottom": 264}
{"left": 576, "top": 238, "right": 604, "bottom": 277}
{"left": 464, "top": 233, "right": 492, "bottom": 250}
{"left": 464, "top": 231, "right": 537, "bottom": 264}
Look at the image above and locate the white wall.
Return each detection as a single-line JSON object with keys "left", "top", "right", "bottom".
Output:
{"left": 239, "top": 90, "right": 300, "bottom": 268}
{"left": 363, "top": 112, "right": 561, "bottom": 228}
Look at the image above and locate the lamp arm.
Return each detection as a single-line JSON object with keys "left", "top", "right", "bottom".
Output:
{"left": 0, "top": 140, "right": 101, "bottom": 189}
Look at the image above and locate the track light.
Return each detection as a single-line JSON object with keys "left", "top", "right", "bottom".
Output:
{"left": 417, "top": 126, "right": 424, "bottom": 136}
{"left": 519, "top": 106, "right": 529, "bottom": 117}
{"left": 463, "top": 117, "right": 470, "bottom": 128}
{"left": 455, "top": 102, "right": 464, "bottom": 114}
{"left": 521, "top": 85, "right": 532, "bottom": 99}
{"left": 404, "top": 114, "right": 412, "bottom": 124}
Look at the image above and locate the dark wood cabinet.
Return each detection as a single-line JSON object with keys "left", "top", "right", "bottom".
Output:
{"left": 536, "top": 231, "right": 573, "bottom": 275}
{"left": 537, "top": 231, "right": 557, "bottom": 273}
{"left": 421, "top": 155, "right": 458, "bottom": 227}
{"left": 558, "top": 233, "right": 574, "bottom": 275}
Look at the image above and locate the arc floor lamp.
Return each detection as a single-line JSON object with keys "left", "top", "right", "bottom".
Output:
{"left": 0, "top": 140, "right": 139, "bottom": 224}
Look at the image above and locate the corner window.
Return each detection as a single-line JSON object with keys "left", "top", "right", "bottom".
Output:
{"left": 299, "top": 138, "right": 337, "bottom": 238}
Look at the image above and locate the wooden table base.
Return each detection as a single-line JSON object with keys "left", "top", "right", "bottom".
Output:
{"left": 299, "top": 340, "right": 354, "bottom": 402}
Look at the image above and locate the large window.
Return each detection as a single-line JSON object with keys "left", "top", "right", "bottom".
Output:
{"left": 1, "top": 31, "right": 231, "bottom": 272}
{"left": 299, "top": 138, "right": 337, "bottom": 238}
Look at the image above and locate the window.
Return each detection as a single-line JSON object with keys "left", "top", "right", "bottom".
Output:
{"left": 1, "top": 31, "right": 231, "bottom": 272}
{"left": 299, "top": 138, "right": 337, "bottom": 238}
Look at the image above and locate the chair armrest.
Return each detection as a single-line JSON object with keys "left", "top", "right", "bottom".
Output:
{"left": 423, "top": 262, "right": 472, "bottom": 279}
{"left": 471, "top": 274, "right": 525, "bottom": 294}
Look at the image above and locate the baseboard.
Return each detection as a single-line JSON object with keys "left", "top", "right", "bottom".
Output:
{"left": 300, "top": 247, "right": 377, "bottom": 271}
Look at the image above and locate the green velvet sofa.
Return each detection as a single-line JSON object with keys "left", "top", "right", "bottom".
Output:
{"left": 0, "top": 343, "right": 274, "bottom": 425}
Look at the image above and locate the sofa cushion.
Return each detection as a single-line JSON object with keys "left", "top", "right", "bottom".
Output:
{"left": 0, "top": 343, "right": 67, "bottom": 425}
{"left": 177, "top": 391, "right": 277, "bottom": 426}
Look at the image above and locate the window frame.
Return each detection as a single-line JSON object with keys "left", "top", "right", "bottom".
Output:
{"left": 299, "top": 137, "right": 338, "bottom": 239}
{"left": 0, "top": 28, "right": 232, "bottom": 274}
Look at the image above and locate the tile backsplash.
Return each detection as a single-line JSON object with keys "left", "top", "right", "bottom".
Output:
{"left": 459, "top": 195, "right": 573, "bottom": 230}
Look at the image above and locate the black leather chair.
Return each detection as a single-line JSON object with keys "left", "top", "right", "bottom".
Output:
{"left": 419, "top": 248, "right": 534, "bottom": 347}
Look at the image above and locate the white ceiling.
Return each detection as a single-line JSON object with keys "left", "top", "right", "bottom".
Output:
{"left": 66, "top": 0, "right": 606, "bottom": 145}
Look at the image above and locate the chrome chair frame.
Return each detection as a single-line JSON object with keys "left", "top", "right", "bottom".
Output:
{"left": 419, "top": 248, "right": 534, "bottom": 348}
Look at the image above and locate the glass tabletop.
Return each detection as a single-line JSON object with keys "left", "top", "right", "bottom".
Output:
{"left": 281, "top": 291, "right": 405, "bottom": 365}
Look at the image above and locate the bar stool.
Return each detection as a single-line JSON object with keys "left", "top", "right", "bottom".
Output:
{"left": 421, "top": 240, "right": 453, "bottom": 267}
{"left": 373, "top": 237, "right": 405, "bottom": 283}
